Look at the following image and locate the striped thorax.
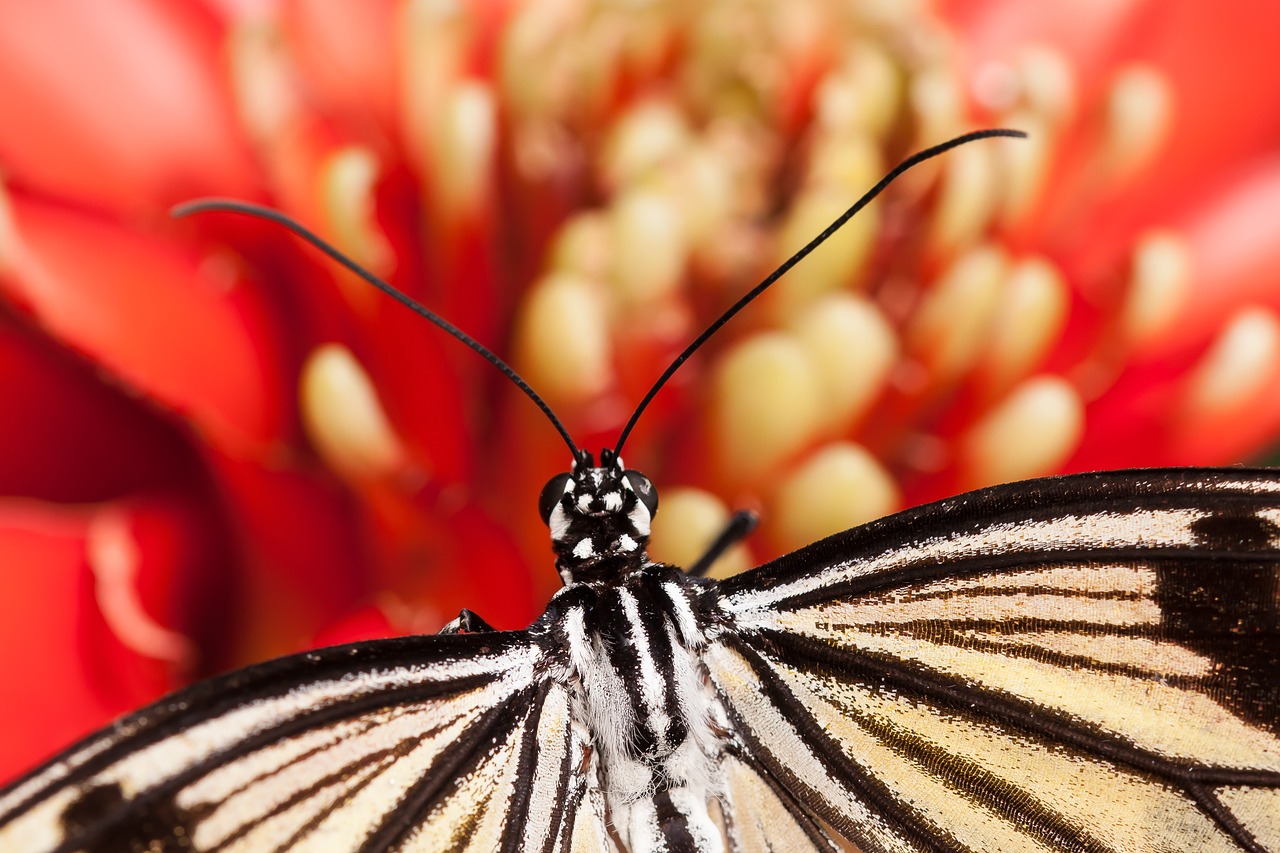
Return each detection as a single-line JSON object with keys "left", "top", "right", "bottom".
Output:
{"left": 538, "top": 450, "right": 728, "bottom": 850}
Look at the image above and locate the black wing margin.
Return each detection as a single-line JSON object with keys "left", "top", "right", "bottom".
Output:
{"left": 0, "top": 631, "right": 597, "bottom": 853}
{"left": 709, "top": 467, "right": 1280, "bottom": 853}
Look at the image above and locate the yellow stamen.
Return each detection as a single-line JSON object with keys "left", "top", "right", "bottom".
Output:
{"left": 514, "top": 272, "right": 613, "bottom": 405}
{"left": 910, "top": 66, "right": 965, "bottom": 151}
{"left": 664, "top": 144, "right": 736, "bottom": 248}
{"left": 976, "top": 257, "right": 1069, "bottom": 396}
{"left": 758, "top": 131, "right": 882, "bottom": 319}
{"left": 399, "top": 0, "right": 468, "bottom": 180}
{"left": 929, "top": 136, "right": 999, "bottom": 256}
{"left": 1019, "top": 46, "right": 1076, "bottom": 126}
{"left": 814, "top": 44, "right": 900, "bottom": 137}
{"left": 711, "top": 332, "right": 824, "bottom": 486}
{"left": 548, "top": 212, "right": 612, "bottom": 280}
{"left": 972, "top": 60, "right": 1023, "bottom": 115}
{"left": 787, "top": 294, "right": 898, "bottom": 430}
{"left": 768, "top": 442, "right": 899, "bottom": 552}
{"left": 959, "top": 375, "right": 1084, "bottom": 489}
{"left": 647, "top": 488, "right": 751, "bottom": 579}
{"left": 431, "top": 81, "right": 496, "bottom": 220}
{"left": 227, "top": 19, "right": 295, "bottom": 144}
{"left": 600, "top": 99, "right": 691, "bottom": 190}
{"left": 770, "top": 184, "right": 878, "bottom": 318}
{"left": 1121, "top": 230, "right": 1192, "bottom": 347}
{"left": 317, "top": 148, "right": 394, "bottom": 309}
{"left": 1102, "top": 64, "right": 1173, "bottom": 181}
{"left": 996, "top": 110, "right": 1053, "bottom": 225}
{"left": 498, "top": 1, "right": 575, "bottom": 117}
{"left": 300, "top": 344, "right": 408, "bottom": 479}
{"left": 1180, "top": 308, "right": 1280, "bottom": 421}
{"left": 610, "top": 188, "right": 687, "bottom": 306}
{"left": 906, "top": 245, "right": 1008, "bottom": 384}
{"left": 807, "top": 131, "right": 882, "bottom": 195}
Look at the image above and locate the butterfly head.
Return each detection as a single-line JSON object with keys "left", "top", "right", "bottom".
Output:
{"left": 539, "top": 448, "right": 659, "bottom": 585}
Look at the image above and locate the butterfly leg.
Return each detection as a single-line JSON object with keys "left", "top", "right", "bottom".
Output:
{"left": 686, "top": 510, "right": 758, "bottom": 577}
{"left": 438, "top": 609, "right": 497, "bottom": 634}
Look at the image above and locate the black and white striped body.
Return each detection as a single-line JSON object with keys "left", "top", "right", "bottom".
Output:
{"left": 540, "top": 453, "right": 727, "bottom": 850}
{"left": 546, "top": 566, "right": 724, "bottom": 851}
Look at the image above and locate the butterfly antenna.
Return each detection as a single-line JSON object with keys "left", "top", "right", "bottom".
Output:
{"left": 612, "top": 127, "right": 1027, "bottom": 457}
{"left": 171, "top": 198, "right": 581, "bottom": 458}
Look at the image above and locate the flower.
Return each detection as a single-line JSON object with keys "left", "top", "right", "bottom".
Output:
{"left": 1, "top": 0, "right": 1279, "bottom": 783}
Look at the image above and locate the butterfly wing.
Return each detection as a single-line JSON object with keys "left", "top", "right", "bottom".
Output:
{"left": 0, "top": 631, "right": 602, "bottom": 853}
{"left": 708, "top": 468, "right": 1280, "bottom": 853}
{"left": 718, "top": 748, "right": 842, "bottom": 852}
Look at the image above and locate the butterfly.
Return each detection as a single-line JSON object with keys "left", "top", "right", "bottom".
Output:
{"left": 1, "top": 129, "right": 1277, "bottom": 853}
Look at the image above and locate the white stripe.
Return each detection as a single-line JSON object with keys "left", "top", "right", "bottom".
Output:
{"left": 617, "top": 589, "right": 672, "bottom": 750}
{"left": 723, "top": 508, "right": 1212, "bottom": 615}
{"left": 519, "top": 683, "right": 573, "bottom": 851}
{"left": 662, "top": 581, "right": 701, "bottom": 647}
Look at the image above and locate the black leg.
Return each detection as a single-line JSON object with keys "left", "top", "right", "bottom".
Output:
{"left": 686, "top": 510, "right": 758, "bottom": 578}
{"left": 438, "top": 609, "right": 497, "bottom": 634}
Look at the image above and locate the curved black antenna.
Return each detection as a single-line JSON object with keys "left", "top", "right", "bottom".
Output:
{"left": 612, "top": 127, "right": 1027, "bottom": 457}
{"left": 170, "top": 198, "right": 581, "bottom": 458}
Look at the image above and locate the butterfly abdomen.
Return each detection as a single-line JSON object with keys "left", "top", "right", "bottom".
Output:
{"left": 550, "top": 564, "right": 727, "bottom": 850}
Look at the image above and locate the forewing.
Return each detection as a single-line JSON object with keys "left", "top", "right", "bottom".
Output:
{"left": 710, "top": 468, "right": 1280, "bottom": 853}
{"left": 0, "top": 631, "right": 587, "bottom": 853}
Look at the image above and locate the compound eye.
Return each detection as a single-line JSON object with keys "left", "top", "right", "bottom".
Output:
{"left": 538, "top": 473, "right": 573, "bottom": 525}
{"left": 623, "top": 470, "right": 659, "bottom": 518}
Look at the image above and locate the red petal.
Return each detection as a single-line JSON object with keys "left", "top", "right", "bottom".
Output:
{"left": 1152, "top": 158, "right": 1280, "bottom": 356}
{"left": 363, "top": 294, "right": 474, "bottom": 486}
{"left": 1051, "top": 157, "right": 1280, "bottom": 470}
{"left": 0, "top": 500, "right": 202, "bottom": 784}
{"left": 207, "top": 450, "right": 370, "bottom": 661}
{"left": 0, "top": 0, "right": 260, "bottom": 213}
{"left": 942, "top": 0, "right": 1155, "bottom": 89}
{"left": 0, "top": 504, "right": 112, "bottom": 783}
{"left": 0, "top": 316, "right": 200, "bottom": 501}
{"left": 1065, "top": 358, "right": 1186, "bottom": 471}
{"left": 312, "top": 605, "right": 397, "bottom": 647}
{"left": 2, "top": 197, "right": 288, "bottom": 452}
{"left": 1114, "top": 2, "right": 1280, "bottom": 223}
{"left": 104, "top": 498, "right": 240, "bottom": 675}
{"left": 425, "top": 503, "right": 540, "bottom": 630}
{"left": 1044, "top": 4, "right": 1280, "bottom": 271}
{"left": 947, "top": 1, "right": 1280, "bottom": 277}
{"left": 281, "top": 0, "right": 398, "bottom": 131}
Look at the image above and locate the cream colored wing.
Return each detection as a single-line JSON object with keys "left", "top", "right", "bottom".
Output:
{"left": 711, "top": 468, "right": 1280, "bottom": 853}
{"left": 719, "top": 750, "right": 841, "bottom": 852}
{"left": 0, "top": 632, "right": 589, "bottom": 853}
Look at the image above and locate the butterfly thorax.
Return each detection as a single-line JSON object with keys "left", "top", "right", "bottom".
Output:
{"left": 538, "top": 454, "right": 729, "bottom": 846}
{"left": 546, "top": 563, "right": 727, "bottom": 850}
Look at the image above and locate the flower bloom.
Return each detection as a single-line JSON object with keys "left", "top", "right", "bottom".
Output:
{"left": 1, "top": 0, "right": 1280, "bottom": 782}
